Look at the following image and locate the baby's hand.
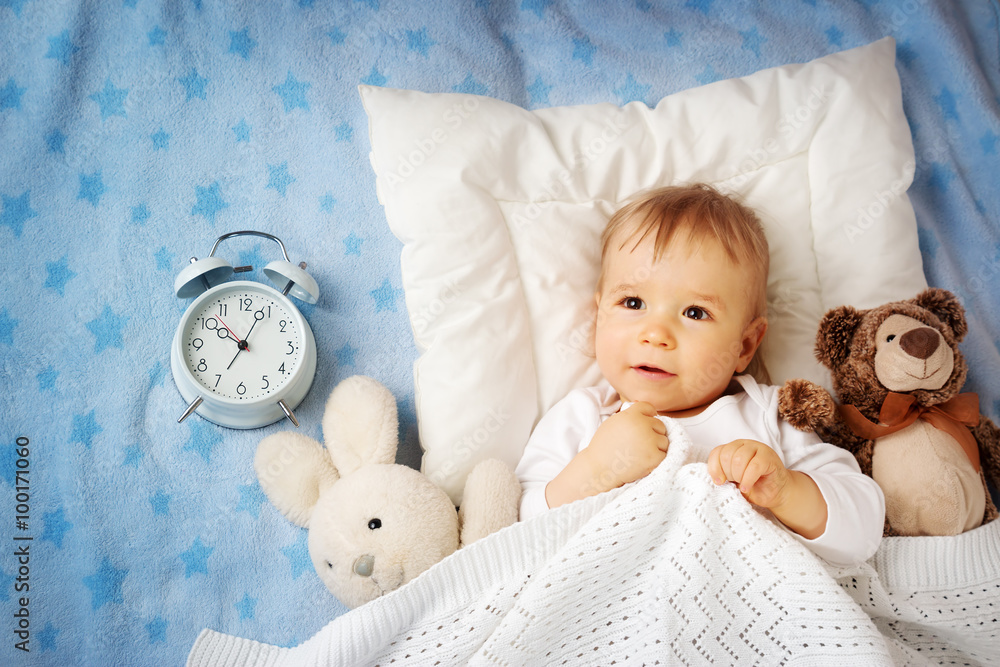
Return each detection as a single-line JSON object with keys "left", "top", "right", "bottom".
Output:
{"left": 707, "top": 439, "right": 828, "bottom": 539}
{"left": 707, "top": 439, "right": 790, "bottom": 509}
{"left": 583, "top": 402, "right": 669, "bottom": 492}
{"left": 545, "top": 402, "right": 669, "bottom": 509}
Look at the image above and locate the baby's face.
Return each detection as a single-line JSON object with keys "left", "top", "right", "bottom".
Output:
{"left": 594, "top": 230, "right": 764, "bottom": 416}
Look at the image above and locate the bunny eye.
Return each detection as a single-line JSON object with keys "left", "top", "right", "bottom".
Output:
{"left": 368, "top": 518, "right": 382, "bottom": 530}
{"left": 325, "top": 560, "right": 333, "bottom": 569}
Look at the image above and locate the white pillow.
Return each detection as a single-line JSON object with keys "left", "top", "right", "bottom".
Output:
{"left": 361, "top": 37, "right": 926, "bottom": 504}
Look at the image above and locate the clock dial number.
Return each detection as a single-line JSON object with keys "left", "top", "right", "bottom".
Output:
{"left": 185, "top": 290, "right": 302, "bottom": 401}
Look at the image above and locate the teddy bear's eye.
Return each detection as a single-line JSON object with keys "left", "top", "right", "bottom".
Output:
{"left": 886, "top": 334, "right": 896, "bottom": 343}
{"left": 368, "top": 518, "right": 382, "bottom": 530}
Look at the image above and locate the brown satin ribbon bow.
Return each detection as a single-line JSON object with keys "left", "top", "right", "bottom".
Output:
{"left": 838, "top": 392, "right": 981, "bottom": 472}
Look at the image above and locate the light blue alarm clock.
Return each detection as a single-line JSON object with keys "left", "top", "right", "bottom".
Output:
{"left": 171, "top": 231, "right": 318, "bottom": 429}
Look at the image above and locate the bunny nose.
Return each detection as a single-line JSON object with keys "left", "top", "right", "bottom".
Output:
{"left": 900, "top": 327, "right": 940, "bottom": 360}
{"left": 353, "top": 554, "right": 375, "bottom": 577}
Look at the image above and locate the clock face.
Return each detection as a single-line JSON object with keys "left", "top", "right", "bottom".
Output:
{"left": 180, "top": 285, "right": 305, "bottom": 402}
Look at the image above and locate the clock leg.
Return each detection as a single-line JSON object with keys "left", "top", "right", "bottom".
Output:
{"left": 277, "top": 399, "right": 300, "bottom": 428}
{"left": 178, "top": 396, "right": 203, "bottom": 423}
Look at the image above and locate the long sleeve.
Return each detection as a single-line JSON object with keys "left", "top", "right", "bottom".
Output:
{"left": 674, "top": 375, "right": 885, "bottom": 566}
{"left": 514, "top": 386, "right": 618, "bottom": 521}
{"left": 772, "top": 416, "right": 885, "bottom": 565}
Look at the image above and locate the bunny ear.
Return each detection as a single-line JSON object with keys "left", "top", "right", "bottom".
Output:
{"left": 322, "top": 375, "right": 398, "bottom": 475}
{"left": 255, "top": 432, "right": 339, "bottom": 528}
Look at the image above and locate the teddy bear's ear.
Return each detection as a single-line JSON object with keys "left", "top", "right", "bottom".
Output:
{"left": 255, "top": 432, "right": 339, "bottom": 528}
{"left": 815, "top": 305, "right": 864, "bottom": 370}
{"left": 322, "top": 375, "right": 398, "bottom": 476}
{"left": 912, "top": 287, "right": 968, "bottom": 342}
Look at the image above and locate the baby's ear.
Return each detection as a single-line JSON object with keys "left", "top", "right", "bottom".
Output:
{"left": 736, "top": 317, "right": 767, "bottom": 372}
{"left": 255, "top": 432, "right": 339, "bottom": 528}
{"left": 815, "top": 305, "right": 864, "bottom": 371}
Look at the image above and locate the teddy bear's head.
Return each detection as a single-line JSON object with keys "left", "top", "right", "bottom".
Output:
{"left": 814, "top": 287, "right": 969, "bottom": 416}
{"left": 307, "top": 463, "right": 459, "bottom": 608}
{"left": 254, "top": 375, "right": 521, "bottom": 608}
{"left": 254, "top": 375, "right": 462, "bottom": 608}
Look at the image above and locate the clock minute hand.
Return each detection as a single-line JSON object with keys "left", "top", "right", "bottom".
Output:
{"left": 226, "top": 336, "right": 249, "bottom": 370}
{"left": 226, "top": 310, "right": 264, "bottom": 371}
{"left": 216, "top": 314, "right": 249, "bottom": 370}
{"left": 226, "top": 347, "right": 242, "bottom": 370}
{"left": 241, "top": 310, "right": 265, "bottom": 344}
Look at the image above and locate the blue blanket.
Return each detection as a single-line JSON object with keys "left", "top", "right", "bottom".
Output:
{"left": 1, "top": 1, "right": 997, "bottom": 665}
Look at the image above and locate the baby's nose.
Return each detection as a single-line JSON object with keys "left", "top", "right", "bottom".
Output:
{"left": 640, "top": 321, "right": 673, "bottom": 346}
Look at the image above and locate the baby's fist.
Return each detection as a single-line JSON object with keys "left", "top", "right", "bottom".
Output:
{"left": 707, "top": 439, "right": 790, "bottom": 509}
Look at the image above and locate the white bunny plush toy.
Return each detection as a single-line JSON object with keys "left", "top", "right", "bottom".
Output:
{"left": 255, "top": 375, "right": 521, "bottom": 608}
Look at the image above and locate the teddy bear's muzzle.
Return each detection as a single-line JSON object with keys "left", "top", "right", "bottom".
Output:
{"left": 899, "top": 326, "right": 939, "bottom": 360}
{"left": 353, "top": 554, "right": 375, "bottom": 577}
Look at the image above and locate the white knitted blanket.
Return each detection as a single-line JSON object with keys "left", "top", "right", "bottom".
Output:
{"left": 188, "top": 422, "right": 1000, "bottom": 666}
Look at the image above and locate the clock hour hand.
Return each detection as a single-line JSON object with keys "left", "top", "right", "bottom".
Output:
{"left": 215, "top": 315, "right": 247, "bottom": 349}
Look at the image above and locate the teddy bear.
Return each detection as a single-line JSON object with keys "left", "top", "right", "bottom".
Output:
{"left": 255, "top": 374, "right": 521, "bottom": 608}
{"left": 778, "top": 287, "right": 1000, "bottom": 537}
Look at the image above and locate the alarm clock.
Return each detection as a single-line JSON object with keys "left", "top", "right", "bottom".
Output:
{"left": 171, "top": 231, "right": 319, "bottom": 429}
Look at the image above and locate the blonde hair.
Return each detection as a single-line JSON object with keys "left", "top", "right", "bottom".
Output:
{"left": 599, "top": 183, "right": 771, "bottom": 384}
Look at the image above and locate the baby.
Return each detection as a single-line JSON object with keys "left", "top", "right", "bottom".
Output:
{"left": 515, "top": 184, "right": 884, "bottom": 566}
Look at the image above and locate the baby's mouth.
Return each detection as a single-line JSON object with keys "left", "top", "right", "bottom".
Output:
{"left": 633, "top": 365, "right": 673, "bottom": 377}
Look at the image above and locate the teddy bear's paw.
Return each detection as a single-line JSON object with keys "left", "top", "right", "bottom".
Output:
{"left": 777, "top": 379, "right": 837, "bottom": 432}
{"left": 458, "top": 459, "right": 521, "bottom": 546}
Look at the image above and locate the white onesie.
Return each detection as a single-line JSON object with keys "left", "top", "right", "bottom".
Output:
{"left": 515, "top": 375, "right": 885, "bottom": 566}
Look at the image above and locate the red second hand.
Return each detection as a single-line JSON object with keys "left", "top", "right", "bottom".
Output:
{"left": 216, "top": 315, "right": 247, "bottom": 349}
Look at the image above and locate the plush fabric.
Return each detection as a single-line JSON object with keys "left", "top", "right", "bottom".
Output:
{"left": 4, "top": 3, "right": 998, "bottom": 664}
{"left": 781, "top": 288, "right": 1000, "bottom": 537}
{"left": 188, "top": 419, "right": 1000, "bottom": 666}
{"left": 362, "top": 38, "right": 927, "bottom": 504}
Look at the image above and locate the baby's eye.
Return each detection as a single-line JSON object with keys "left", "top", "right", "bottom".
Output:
{"left": 683, "top": 306, "right": 709, "bottom": 320}
{"left": 622, "top": 297, "right": 644, "bottom": 310}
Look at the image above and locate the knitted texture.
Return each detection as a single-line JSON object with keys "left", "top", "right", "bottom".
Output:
{"left": 189, "top": 421, "right": 1000, "bottom": 666}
